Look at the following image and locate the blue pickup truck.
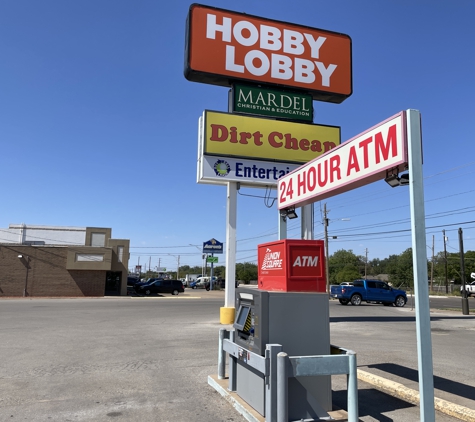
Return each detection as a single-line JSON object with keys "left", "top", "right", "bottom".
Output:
{"left": 330, "top": 279, "right": 407, "bottom": 307}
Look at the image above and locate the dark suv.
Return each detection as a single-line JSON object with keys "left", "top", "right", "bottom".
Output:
{"left": 134, "top": 279, "right": 184, "bottom": 296}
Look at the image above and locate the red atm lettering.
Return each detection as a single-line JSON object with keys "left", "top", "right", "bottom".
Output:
{"left": 375, "top": 124, "right": 397, "bottom": 164}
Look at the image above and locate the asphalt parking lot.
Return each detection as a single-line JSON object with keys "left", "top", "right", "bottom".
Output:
{"left": 1, "top": 291, "right": 473, "bottom": 422}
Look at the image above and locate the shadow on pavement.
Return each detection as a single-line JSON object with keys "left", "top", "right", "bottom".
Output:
{"left": 333, "top": 387, "right": 416, "bottom": 422}
{"left": 367, "top": 363, "right": 475, "bottom": 403}
{"left": 330, "top": 315, "right": 475, "bottom": 323}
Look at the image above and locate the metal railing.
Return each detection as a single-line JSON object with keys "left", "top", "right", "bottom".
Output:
{"left": 218, "top": 328, "right": 359, "bottom": 422}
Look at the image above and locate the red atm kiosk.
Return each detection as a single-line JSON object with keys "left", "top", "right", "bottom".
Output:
{"left": 257, "top": 239, "right": 326, "bottom": 292}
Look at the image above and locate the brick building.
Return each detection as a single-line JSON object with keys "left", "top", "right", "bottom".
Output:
{"left": 0, "top": 224, "right": 130, "bottom": 297}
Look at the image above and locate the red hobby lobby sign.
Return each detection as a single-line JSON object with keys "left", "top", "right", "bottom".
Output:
{"left": 278, "top": 112, "right": 408, "bottom": 209}
{"left": 185, "top": 4, "right": 352, "bottom": 103}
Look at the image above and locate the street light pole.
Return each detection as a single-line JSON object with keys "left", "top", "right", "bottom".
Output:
{"left": 443, "top": 230, "right": 448, "bottom": 294}
{"left": 189, "top": 244, "right": 205, "bottom": 277}
{"left": 324, "top": 203, "right": 330, "bottom": 294}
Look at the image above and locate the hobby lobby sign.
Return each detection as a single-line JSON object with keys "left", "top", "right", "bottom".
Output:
{"left": 278, "top": 112, "right": 409, "bottom": 209}
{"left": 185, "top": 4, "right": 352, "bottom": 103}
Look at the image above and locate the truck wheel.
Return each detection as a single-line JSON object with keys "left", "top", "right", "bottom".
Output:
{"left": 395, "top": 296, "right": 406, "bottom": 307}
{"left": 350, "top": 294, "right": 362, "bottom": 306}
{"left": 339, "top": 299, "right": 349, "bottom": 305}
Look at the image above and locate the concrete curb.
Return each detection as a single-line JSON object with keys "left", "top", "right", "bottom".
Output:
{"left": 358, "top": 369, "right": 475, "bottom": 422}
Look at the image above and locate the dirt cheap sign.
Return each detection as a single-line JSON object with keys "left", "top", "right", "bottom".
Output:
{"left": 185, "top": 4, "right": 352, "bottom": 103}
{"left": 278, "top": 112, "right": 408, "bottom": 209}
{"left": 201, "top": 110, "right": 340, "bottom": 164}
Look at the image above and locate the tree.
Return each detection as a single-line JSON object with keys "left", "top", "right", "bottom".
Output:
{"left": 335, "top": 265, "right": 361, "bottom": 284}
{"left": 328, "top": 249, "right": 361, "bottom": 284}
{"left": 235, "top": 262, "right": 258, "bottom": 283}
{"left": 386, "top": 248, "right": 414, "bottom": 288}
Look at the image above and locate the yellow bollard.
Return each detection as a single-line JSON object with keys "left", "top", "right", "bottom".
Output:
{"left": 220, "top": 307, "right": 235, "bottom": 325}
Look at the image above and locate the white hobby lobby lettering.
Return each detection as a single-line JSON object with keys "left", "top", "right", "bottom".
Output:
{"left": 206, "top": 13, "right": 337, "bottom": 87}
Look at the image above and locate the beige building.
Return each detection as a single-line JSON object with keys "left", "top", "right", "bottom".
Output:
{"left": 0, "top": 224, "right": 130, "bottom": 297}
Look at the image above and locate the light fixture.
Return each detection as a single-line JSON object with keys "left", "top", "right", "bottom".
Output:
{"left": 18, "top": 255, "right": 23, "bottom": 259}
{"left": 384, "top": 170, "right": 410, "bottom": 187}
{"left": 399, "top": 173, "right": 410, "bottom": 185}
{"left": 280, "top": 206, "right": 298, "bottom": 221}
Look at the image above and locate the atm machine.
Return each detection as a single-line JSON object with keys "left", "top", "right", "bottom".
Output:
{"left": 233, "top": 287, "right": 331, "bottom": 420}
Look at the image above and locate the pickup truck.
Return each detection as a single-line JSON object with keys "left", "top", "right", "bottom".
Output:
{"left": 330, "top": 279, "right": 407, "bottom": 307}
{"left": 460, "top": 280, "right": 475, "bottom": 297}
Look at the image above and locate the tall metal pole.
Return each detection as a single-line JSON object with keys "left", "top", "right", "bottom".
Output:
{"left": 459, "top": 228, "right": 470, "bottom": 315}
{"left": 225, "top": 182, "right": 237, "bottom": 309}
{"left": 324, "top": 203, "right": 330, "bottom": 294}
{"left": 365, "top": 248, "right": 368, "bottom": 278}
{"left": 407, "top": 109, "right": 435, "bottom": 421}
{"left": 443, "top": 230, "right": 448, "bottom": 294}
{"left": 430, "top": 235, "right": 434, "bottom": 293}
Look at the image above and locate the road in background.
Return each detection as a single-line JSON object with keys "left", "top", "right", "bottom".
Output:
{"left": 0, "top": 291, "right": 473, "bottom": 421}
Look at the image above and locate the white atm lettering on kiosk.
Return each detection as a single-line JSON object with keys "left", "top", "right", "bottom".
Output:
{"left": 293, "top": 256, "right": 318, "bottom": 267}
{"left": 207, "top": 14, "right": 337, "bottom": 86}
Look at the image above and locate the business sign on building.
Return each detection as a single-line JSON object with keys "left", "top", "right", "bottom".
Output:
{"left": 203, "top": 238, "right": 224, "bottom": 254}
{"left": 185, "top": 4, "right": 352, "bottom": 103}
{"left": 231, "top": 84, "right": 313, "bottom": 122}
{"left": 278, "top": 112, "right": 408, "bottom": 209}
{"left": 200, "top": 110, "right": 340, "bottom": 164}
{"left": 198, "top": 154, "right": 300, "bottom": 187}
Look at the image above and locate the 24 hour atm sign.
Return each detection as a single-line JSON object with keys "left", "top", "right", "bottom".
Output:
{"left": 185, "top": 4, "right": 352, "bottom": 103}
{"left": 278, "top": 112, "right": 408, "bottom": 208}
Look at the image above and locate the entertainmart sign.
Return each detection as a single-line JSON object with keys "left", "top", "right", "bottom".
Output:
{"left": 278, "top": 112, "right": 408, "bottom": 209}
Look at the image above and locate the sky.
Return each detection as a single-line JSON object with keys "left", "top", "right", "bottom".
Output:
{"left": 1, "top": 0, "right": 474, "bottom": 273}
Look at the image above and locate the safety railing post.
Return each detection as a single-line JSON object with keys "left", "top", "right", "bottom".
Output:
{"left": 277, "top": 352, "right": 288, "bottom": 422}
{"left": 228, "top": 330, "right": 237, "bottom": 392}
{"left": 265, "top": 344, "right": 283, "bottom": 422}
{"left": 218, "top": 328, "right": 228, "bottom": 379}
{"left": 347, "top": 350, "right": 358, "bottom": 422}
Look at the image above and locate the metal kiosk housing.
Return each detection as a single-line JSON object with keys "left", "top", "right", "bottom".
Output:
{"left": 233, "top": 287, "right": 331, "bottom": 420}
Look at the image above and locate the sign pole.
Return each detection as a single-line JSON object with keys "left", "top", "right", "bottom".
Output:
{"left": 223, "top": 182, "right": 237, "bottom": 322}
{"left": 210, "top": 253, "right": 214, "bottom": 290}
{"left": 301, "top": 204, "right": 314, "bottom": 240}
{"left": 407, "top": 109, "right": 435, "bottom": 421}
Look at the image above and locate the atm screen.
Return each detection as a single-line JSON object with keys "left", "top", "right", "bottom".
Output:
{"left": 234, "top": 305, "right": 251, "bottom": 331}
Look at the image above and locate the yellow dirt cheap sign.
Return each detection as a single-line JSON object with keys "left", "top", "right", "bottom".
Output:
{"left": 201, "top": 110, "right": 340, "bottom": 164}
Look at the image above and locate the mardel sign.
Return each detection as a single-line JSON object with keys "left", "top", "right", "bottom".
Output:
{"left": 185, "top": 4, "right": 352, "bottom": 103}
{"left": 278, "top": 112, "right": 409, "bottom": 209}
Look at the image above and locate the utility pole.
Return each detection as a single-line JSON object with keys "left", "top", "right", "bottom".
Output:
{"left": 430, "top": 235, "right": 434, "bottom": 293}
{"left": 324, "top": 203, "right": 330, "bottom": 294}
{"left": 459, "top": 228, "right": 469, "bottom": 315}
{"left": 443, "top": 230, "right": 448, "bottom": 294}
{"left": 365, "top": 248, "right": 368, "bottom": 278}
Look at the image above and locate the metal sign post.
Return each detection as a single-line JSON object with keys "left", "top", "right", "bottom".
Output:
{"left": 407, "top": 109, "right": 435, "bottom": 421}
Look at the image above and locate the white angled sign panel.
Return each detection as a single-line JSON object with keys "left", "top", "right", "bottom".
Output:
{"left": 278, "top": 112, "right": 408, "bottom": 209}
{"left": 198, "top": 155, "right": 300, "bottom": 187}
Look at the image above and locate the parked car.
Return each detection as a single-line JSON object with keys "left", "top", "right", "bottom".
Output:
{"left": 127, "top": 276, "right": 141, "bottom": 286}
{"left": 330, "top": 279, "right": 407, "bottom": 307}
{"left": 133, "top": 278, "right": 163, "bottom": 288}
{"left": 460, "top": 281, "right": 475, "bottom": 297}
{"left": 134, "top": 279, "right": 184, "bottom": 295}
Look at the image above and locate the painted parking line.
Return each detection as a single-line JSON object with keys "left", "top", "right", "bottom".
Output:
{"left": 129, "top": 296, "right": 201, "bottom": 299}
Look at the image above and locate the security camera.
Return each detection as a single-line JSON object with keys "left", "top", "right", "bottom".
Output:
{"left": 18, "top": 255, "right": 23, "bottom": 259}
